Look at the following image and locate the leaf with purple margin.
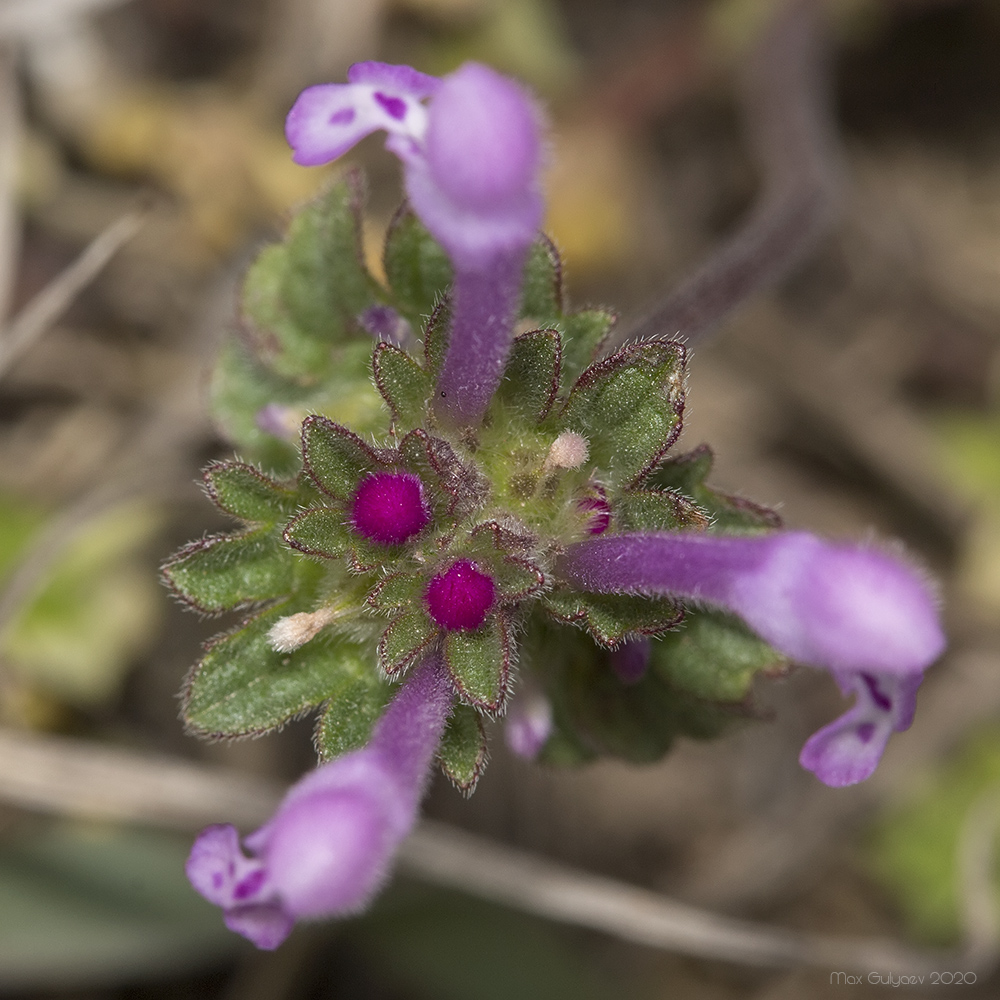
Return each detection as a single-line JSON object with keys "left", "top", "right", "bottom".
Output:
{"left": 203, "top": 461, "right": 298, "bottom": 524}
{"left": 495, "top": 329, "right": 562, "bottom": 423}
{"left": 444, "top": 614, "right": 511, "bottom": 714}
{"left": 163, "top": 529, "right": 293, "bottom": 614}
{"left": 378, "top": 608, "right": 437, "bottom": 677}
{"left": 372, "top": 341, "right": 433, "bottom": 428}
{"left": 560, "top": 339, "right": 686, "bottom": 487}
{"left": 438, "top": 703, "right": 488, "bottom": 794}
{"left": 301, "top": 415, "right": 379, "bottom": 499}
{"left": 183, "top": 600, "right": 369, "bottom": 738}
{"left": 283, "top": 507, "right": 351, "bottom": 559}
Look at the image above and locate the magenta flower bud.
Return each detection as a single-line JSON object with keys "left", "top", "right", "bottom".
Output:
{"left": 425, "top": 559, "right": 495, "bottom": 631}
{"left": 558, "top": 530, "right": 945, "bottom": 785}
{"left": 186, "top": 656, "right": 453, "bottom": 949}
{"left": 350, "top": 472, "right": 430, "bottom": 546}
{"left": 578, "top": 487, "right": 612, "bottom": 535}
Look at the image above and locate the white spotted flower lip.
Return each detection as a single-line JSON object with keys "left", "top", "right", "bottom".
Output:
{"left": 286, "top": 59, "right": 542, "bottom": 271}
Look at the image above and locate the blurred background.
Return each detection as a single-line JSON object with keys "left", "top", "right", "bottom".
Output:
{"left": 1, "top": 0, "right": 1000, "bottom": 996}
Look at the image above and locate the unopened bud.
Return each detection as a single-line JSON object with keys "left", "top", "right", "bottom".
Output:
{"left": 545, "top": 432, "right": 589, "bottom": 470}
{"left": 268, "top": 606, "right": 340, "bottom": 652}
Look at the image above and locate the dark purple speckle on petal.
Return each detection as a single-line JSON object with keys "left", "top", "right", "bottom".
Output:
{"left": 374, "top": 92, "right": 407, "bottom": 120}
{"left": 856, "top": 722, "right": 876, "bottom": 744}
{"left": 861, "top": 673, "right": 892, "bottom": 712}
{"left": 234, "top": 868, "right": 267, "bottom": 901}
{"left": 329, "top": 107, "right": 356, "bottom": 126}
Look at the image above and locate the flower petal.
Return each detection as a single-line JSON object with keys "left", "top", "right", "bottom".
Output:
{"left": 800, "top": 670, "right": 923, "bottom": 787}
{"left": 799, "top": 703, "right": 893, "bottom": 787}
{"left": 186, "top": 824, "right": 271, "bottom": 909}
{"left": 223, "top": 904, "right": 295, "bottom": 951}
{"left": 347, "top": 61, "right": 441, "bottom": 96}
{"left": 286, "top": 83, "right": 429, "bottom": 167}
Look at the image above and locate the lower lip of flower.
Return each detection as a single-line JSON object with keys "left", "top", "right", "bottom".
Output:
{"left": 425, "top": 559, "right": 496, "bottom": 630}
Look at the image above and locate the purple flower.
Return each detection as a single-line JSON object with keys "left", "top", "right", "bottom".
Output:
{"left": 186, "top": 656, "right": 453, "bottom": 949}
{"left": 557, "top": 530, "right": 945, "bottom": 785}
{"left": 286, "top": 60, "right": 544, "bottom": 427}
{"left": 286, "top": 61, "right": 541, "bottom": 270}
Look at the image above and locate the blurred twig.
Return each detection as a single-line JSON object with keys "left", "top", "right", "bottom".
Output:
{"left": 0, "top": 43, "right": 19, "bottom": 326}
{"left": 625, "top": 0, "right": 841, "bottom": 346}
{"left": 0, "top": 0, "right": 132, "bottom": 38}
{"left": 957, "top": 786, "right": 1000, "bottom": 967}
{"left": 0, "top": 724, "right": 993, "bottom": 976}
{"left": 0, "top": 208, "right": 144, "bottom": 379}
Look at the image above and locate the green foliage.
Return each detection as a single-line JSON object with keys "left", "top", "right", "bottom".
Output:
{"left": 373, "top": 341, "right": 434, "bottom": 428}
{"left": 183, "top": 599, "right": 372, "bottom": 737}
{"left": 495, "top": 329, "right": 561, "bottom": 422}
{"left": 559, "top": 340, "right": 685, "bottom": 486}
{"left": 613, "top": 488, "right": 708, "bottom": 532}
{"left": 866, "top": 726, "right": 1000, "bottom": 944}
{"left": 651, "top": 445, "right": 780, "bottom": 532}
{"left": 378, "top": 608, "right": 438, "bottom": 677}
{"left": 241, "top": 172, "right": 379, "bottom": 380}
{"left": 560, "top": 308, "right": 615, "bottom": 382}
{"left": 209, "top": 339, "right": 304, "bottom": 476}
{"left": 367, "top": 571, "right": 425, "bottom": 613}
{"left": 650, "top": 610, "right": 784, "bottom": 702}
{"left": 301, "top": 415, "right": 376, "bottom": 500}
{"left": 314, "top": 669, "right": 393, "bottom": 761}
{"left": 203, "top": 461, "right": 298, "bottom": 524}
{"left": 444, "top": 617, "right": 511, "bottom": 713}
{"left": 2, "top": 499, "right": 162, "bottom": 707}
{"left": 519, "top": 235, "right": 562, "bottom": 319}
{"left": 383, "top": 208, "right": 453, "bottom": 322}
{"left": 163, "top": 528, "right": 294, "bottom": 613}
{"left": 530, "top": 624, "right": 731, "bottom": 764}
{"left": 283, "top": 506, "right": 351, "bottom": 559}
{"left": 438, "top": 704, "right": 488, "bottom": 793}
{"left": 542, "top": 588, "right": 682, "bottom": 648}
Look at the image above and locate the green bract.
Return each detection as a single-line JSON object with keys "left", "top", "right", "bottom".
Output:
{"left": 166, "top": 176, "right": 787, "bottom": 787}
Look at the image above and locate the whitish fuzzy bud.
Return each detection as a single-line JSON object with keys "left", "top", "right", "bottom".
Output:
{"left": 268, "top": 607, "right": 339, "bottom": 652}
{"left": 545, "top": 432, "right": 589, "bottom": 470}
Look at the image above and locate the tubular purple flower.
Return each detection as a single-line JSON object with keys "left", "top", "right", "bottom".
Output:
{"left": 557, "top": 530, "right": 945, "bottom": 784}
{"left": 186, "top": 656, "right": 453, "bottom": 949}
{"left": 285, "top": 60, "right": 544, "bottom": 428}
